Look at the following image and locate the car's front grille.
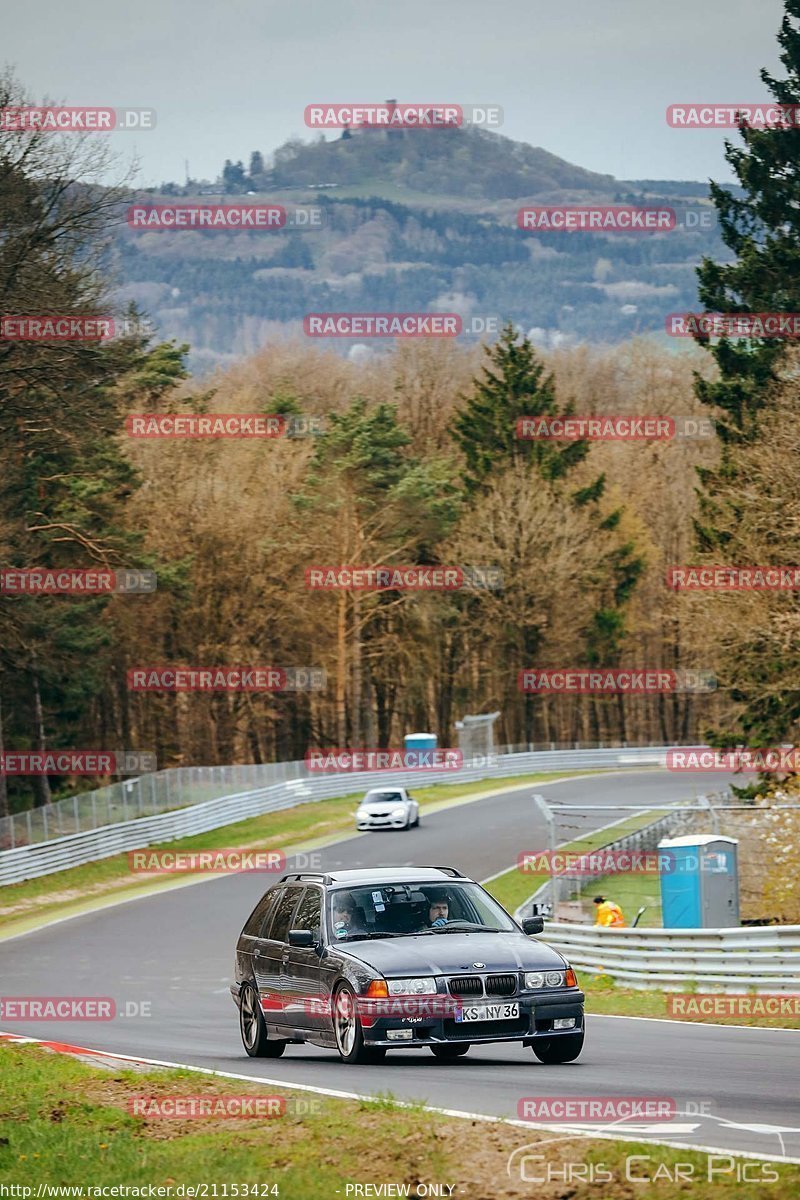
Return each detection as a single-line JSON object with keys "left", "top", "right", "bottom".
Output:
{"left": 442, "top": 1016, "right": 528, "bottom": 1040}
{"left": 448, "top": 976, "right": 483, "bottom": 996}
{"left": 485, "top": 973, "right": 518, "bottom": 996}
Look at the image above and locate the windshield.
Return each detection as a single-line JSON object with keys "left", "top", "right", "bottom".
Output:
{"left": 327, "top": 881, "right": 517, "bottom": 941}
{"left": 362, "top": 791, "right": 404, "bottom": 804}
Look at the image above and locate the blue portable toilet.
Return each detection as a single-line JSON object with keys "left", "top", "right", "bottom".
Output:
{"left": 657, "top": 834, "right": 740, "bottom": 928}
{"left": 404, "top": 732, "right": 437, "bottom": 767}
{"left": 404, "top": 732, "right": 437, "bottom": 751}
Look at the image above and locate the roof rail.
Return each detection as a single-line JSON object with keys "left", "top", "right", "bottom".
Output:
{"left": 279, "top": 872, "right": 331, "bottom": 884}
{"left": 421, "top": 865, "right": 466, "bottom": 878}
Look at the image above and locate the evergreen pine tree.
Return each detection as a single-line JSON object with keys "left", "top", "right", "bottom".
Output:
{"left": 452, "top": 323, "right": 588, "bottom": 493}
{"left": 691, "top": 2, "right": 800, "bottom": 752}
{"left": 695, "top": 1, "right": 800, "bottom": 458}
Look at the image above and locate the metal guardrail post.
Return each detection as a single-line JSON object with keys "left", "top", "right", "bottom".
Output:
{"left": 698, "top": 793, "right": 720, "bottom": 835}
{"left": 532, "top": 792, "right": 556, "bottom": 909}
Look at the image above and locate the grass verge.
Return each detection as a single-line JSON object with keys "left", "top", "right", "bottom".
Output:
{"left": 579, "top": 975, "right": 800, "bottom": 1029}
{"left": 0, "top": 1043, "right": 795, "bottom": 1199}
{"left": 0, "top": 771, "right": 601, "bottom": 938}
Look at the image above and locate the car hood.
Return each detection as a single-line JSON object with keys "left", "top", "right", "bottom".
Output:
{"left": 336, "top": 931, "right": 566, "bottom": 975}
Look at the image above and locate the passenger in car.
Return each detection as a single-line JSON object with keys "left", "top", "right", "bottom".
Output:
{"left": 332, "top": 892, "right": 368, "bottom": 939}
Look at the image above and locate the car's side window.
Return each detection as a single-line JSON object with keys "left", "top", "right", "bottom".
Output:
{"left": 243, "top": 890, "right": 278, "bottom": 937}
{"left": 292, "top": 887, "right": 322, "bottom": 940}
{"left": 264, "top": 886, "right": 302, "bottom": 943}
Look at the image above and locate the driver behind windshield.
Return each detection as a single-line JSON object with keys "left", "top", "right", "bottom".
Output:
{"left": 422, "top": 890, "right": 450, "bottom": 927}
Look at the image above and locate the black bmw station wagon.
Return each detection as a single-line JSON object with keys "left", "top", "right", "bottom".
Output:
{"left": 231, "top": 865, "right": 585, "bottom": 1065}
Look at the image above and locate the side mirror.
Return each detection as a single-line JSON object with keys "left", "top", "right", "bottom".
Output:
{"left": 288, "top": 929, "right": 315, "bottom": 947}
{"left": 522, "top": 917, "right": 544, "bottom": 935}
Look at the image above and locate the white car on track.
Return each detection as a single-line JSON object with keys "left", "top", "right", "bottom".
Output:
{"left": 355, "top": 786, "right": 420, "bottom": 831}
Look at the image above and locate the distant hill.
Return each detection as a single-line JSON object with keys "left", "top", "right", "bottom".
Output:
{"left": 259, "top": 126, "right": 616, "bottom": 201}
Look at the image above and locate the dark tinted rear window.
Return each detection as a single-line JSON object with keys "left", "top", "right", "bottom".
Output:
{"left": 265, "top": 886, "right": 302, "bottom": 942}
{"left": 292, "top": 887, "right": 322, "bottom": 937}
{"left": 242, "top": 890, "right": 277, "bottom": 937}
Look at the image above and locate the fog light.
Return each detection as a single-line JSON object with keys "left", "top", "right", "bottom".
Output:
{"left": 553, "top": 1018, "right": 576, "bottom": 1030}
{"left": 386, "top": 1029, "right": 414, "bottom": 1041}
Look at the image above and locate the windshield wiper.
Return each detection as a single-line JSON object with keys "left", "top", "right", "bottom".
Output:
{"left": 431, "top": 923, "right": 503, "bottom": 933}
{"left": 344, "top": 931, "right": 398, "bottom": 941}
{"left": 409, "top": 923, "right": 503, "bottom": 935}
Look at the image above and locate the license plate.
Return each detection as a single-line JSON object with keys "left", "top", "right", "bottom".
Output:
{"left": 455, "top": 1001, "right": 519, "bottom": 1023}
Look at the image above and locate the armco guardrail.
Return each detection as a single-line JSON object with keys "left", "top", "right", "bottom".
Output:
{"left": 0, "top": 745, "right": 672, "bottom": 887}
{"left": 0, "top": 760, "right": 309, "bottom": 850}
{"left": 0, "top": 743, "right": 672, "bottom": 851}
{"left": 542, "top": 923, "right": 800, "bottom": 993}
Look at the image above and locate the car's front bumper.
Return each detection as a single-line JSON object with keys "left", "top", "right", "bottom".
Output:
{"left": 358, "top": 989, "right": 585, "bottom": 1046}
{"left": 356, "top": 812, "right": 408, "bottom": 829}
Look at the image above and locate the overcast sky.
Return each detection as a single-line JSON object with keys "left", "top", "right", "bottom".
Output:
{"left": 4, "top": 0, "right": 789, "bottom": 187}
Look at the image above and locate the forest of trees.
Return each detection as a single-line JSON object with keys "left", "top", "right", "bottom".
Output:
{"left": 118, "top": 188, "right": 726, "bottom": 368}
{"left": 3, "top": 0, "right": 800, "bottom": 815}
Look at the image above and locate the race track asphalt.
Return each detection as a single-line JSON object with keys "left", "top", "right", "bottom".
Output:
{"left": 1, "top": 769, "right": 798, "bottom": 1162}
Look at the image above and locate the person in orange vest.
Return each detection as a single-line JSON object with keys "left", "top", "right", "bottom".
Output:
{"left": 593, "top": 895, "right": 626, "bottom": 927}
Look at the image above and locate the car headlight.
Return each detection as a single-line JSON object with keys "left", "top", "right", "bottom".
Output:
{"left": 387, "top": 977, "right": 437, "bottom": 995}
{"left": 525, "top": 970, "right": 568, "bottom": 989}
{"left": 391, "top": 806, "right": 406, "bottom": 817}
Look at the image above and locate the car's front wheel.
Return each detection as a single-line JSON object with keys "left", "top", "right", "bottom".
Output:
{"left": 333, "top": 984, "right": 386, "bottom": 1064}
{"left": 239, "top": 982, "right": 286, "bottom": 1058}
{"left": 532, "top": 1032, "right": 584, "bottom": 1064}
{"left": 430, "top": 1043, "right": 470, "bottom": 1059}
